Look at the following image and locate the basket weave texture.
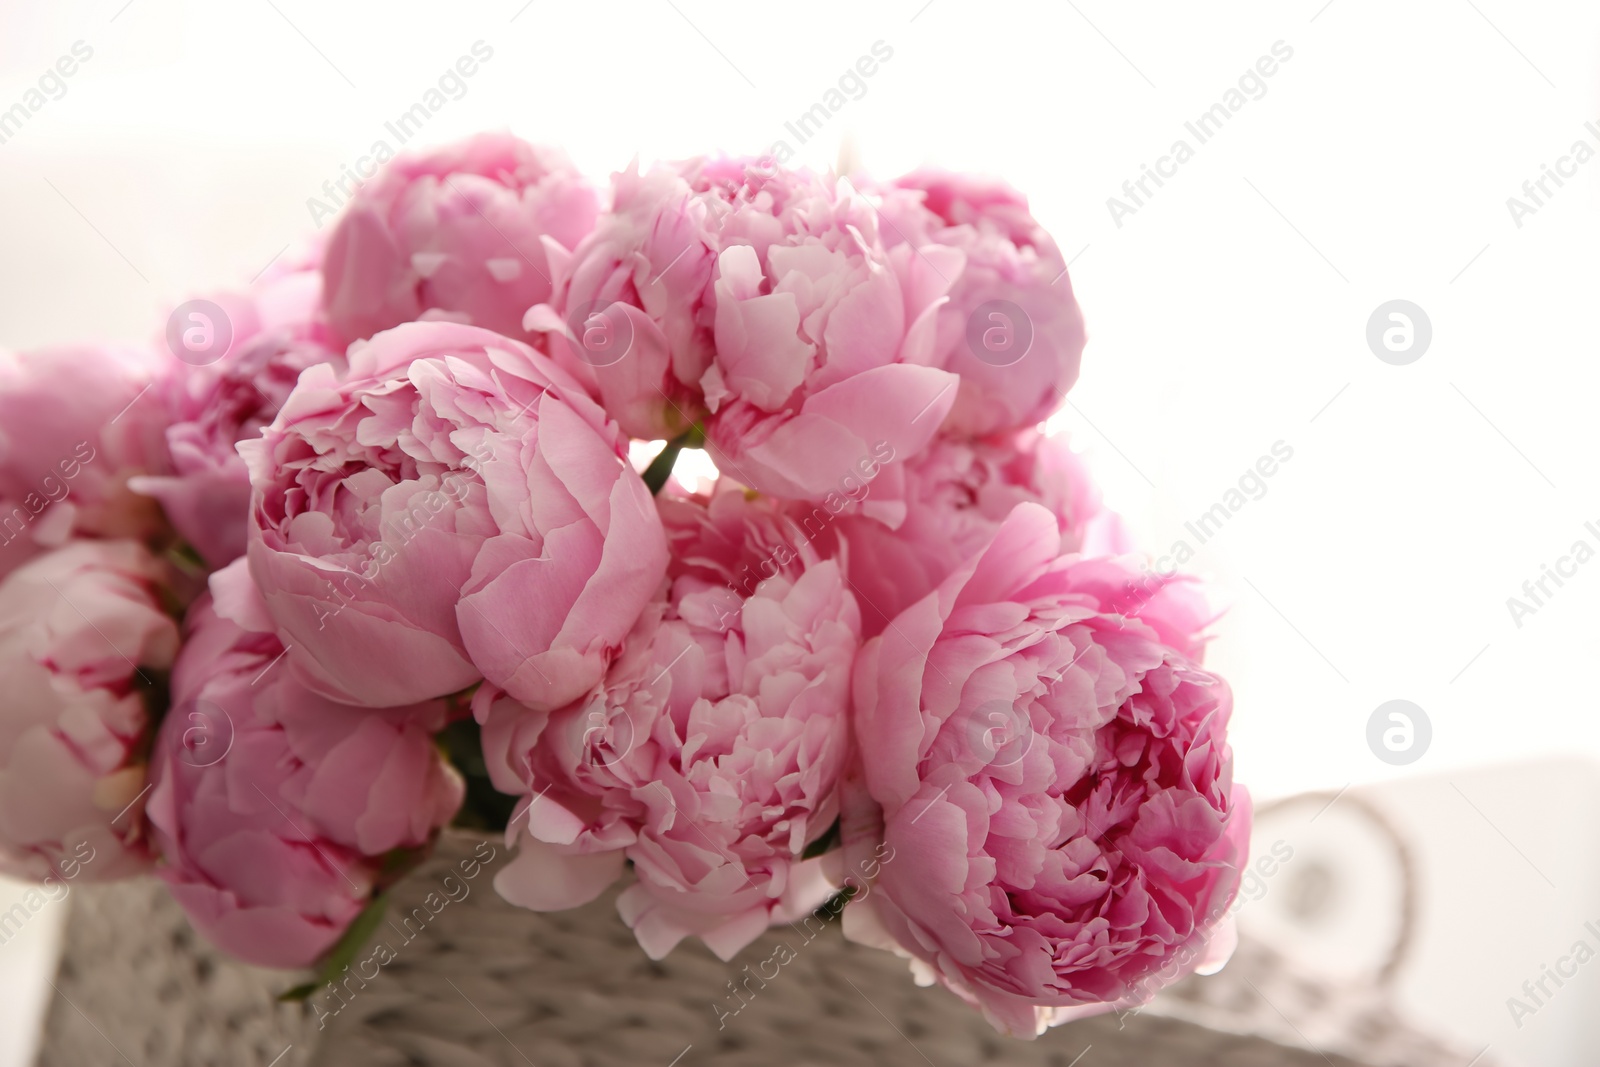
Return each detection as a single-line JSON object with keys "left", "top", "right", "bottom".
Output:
{"left": 37, "top": 831, "right": 1489, "bottom": 1067}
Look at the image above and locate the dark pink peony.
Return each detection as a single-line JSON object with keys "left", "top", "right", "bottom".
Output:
{"left": 844, "top": 503, "right": 1247, "bottom": 1036}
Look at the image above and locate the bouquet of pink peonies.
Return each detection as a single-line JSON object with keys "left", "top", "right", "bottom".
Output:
{"left": 0, "top": 133, "right": 1248, "bottom": 1039}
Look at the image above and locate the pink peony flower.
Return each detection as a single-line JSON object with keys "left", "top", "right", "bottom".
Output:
{"left": 322, "top": 133, "right": 600, "bottom": 346}
{"left": 146, "top": 565, "right": 463, "bottom": 969}
{"left": 0, "top": 344, "right": 172, "bottom": 581}
{"left": 478, "top": 488, "right": 860, "bottom": 960}
{"left": 813, "top": 430, "right": 1129, "bottom": 637}
{"left": 0, "top": 540, "right": 180, "bottom": 881}
{"left": 240, "top": 321, "right": 668, "bottom": 709}
{"left": 524, "top": 162, "right": 717, "bottom": 440}
{"left": 133, "top": 255, "right": 345, "bottom": 569}
{"left": 694, "top": 158, "right": 963, "bottom": 501}
{"left": 843, "top": 503, "right": 1247, "bottom": 1037}
{"left": 880, "top": 170, "right": 1086, "bottom": 438}
{"left": 526, "top": 157, "right": 962, "bottom": 504}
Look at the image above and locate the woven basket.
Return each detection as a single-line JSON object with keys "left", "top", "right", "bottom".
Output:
{"left": 36, "top": 831, "right": 1492, "bottom": 1067}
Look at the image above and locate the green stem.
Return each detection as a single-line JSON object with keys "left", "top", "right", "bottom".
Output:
{"left": 641, "top": 425, "right": 705, "bottom": 496}
{"left": 278, "top": 893, "right": 390, "bottom": 1002}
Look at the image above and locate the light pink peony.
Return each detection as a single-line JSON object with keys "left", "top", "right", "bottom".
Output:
{"left": 240, "top": 321, "right": 668, "bottom": 709}
{"left": 843, "top": 503, "right": 1247, "bottom": 1037}
{"left": 478, "top": 488, "right": 861, "bottom": 960}
{"left": 133, "top": 255, "right": 345, "bottom": 569}
{"left": 0, "top": 344, "right": 171, "bottom": 581}
{"left": 526, "top": 157, "right": 962, "bottom": 504}
{"left": 146, "top": 565, "right": 463, "bottom": 969}
{"left": 694, "top": 158, "right": 963, "bottom": 501}
{"left": 524, "top": 162, "right": 717, "bottom": 440}
{"left": 0, "top": 540, "right": 180, "bottom": 881}
{"left": 880, "top": 170, "right": 1086, "bottom": 438}
{"left": 814, "top": 430, "right": 1128, "bottom": 637}
{"left": 322, "top": 133, "right": 600, "bottom": 346}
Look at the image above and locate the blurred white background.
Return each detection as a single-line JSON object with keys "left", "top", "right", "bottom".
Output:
{"left": 1, "top": 1, "right": 1597, "bottom": 1064}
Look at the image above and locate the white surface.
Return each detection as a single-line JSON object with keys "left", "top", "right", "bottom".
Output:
{"left": 1, "top": 1, "right": 1598, "bottom": 1063}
